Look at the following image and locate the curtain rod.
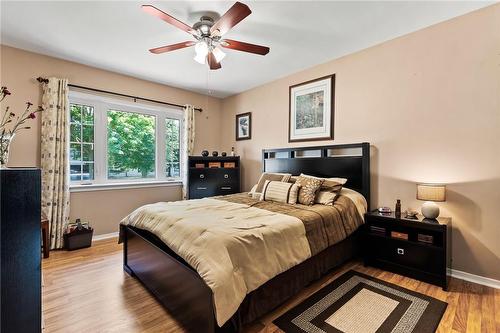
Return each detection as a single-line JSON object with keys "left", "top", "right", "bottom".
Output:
{"left": 36, "top": 77, "right": 202, "bottom": 112}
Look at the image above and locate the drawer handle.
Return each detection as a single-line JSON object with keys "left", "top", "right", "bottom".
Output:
{"left": 397, "top": 248, "right": 405, "bottom": 255}
{"left": 224, "top": 174, "right": 229, "bottom": 179}
{"left": 199, "top": 174, "right": 205, "bottom": 179}
{"left": 221, "top": 186, "right": 232, "bottom": 190}
{"left": 197, "top": 187, "right": 207, "bottom": 190}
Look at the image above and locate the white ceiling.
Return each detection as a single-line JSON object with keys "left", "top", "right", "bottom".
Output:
{"left": 1, "top": 1, "right": 493, "bottom": 98}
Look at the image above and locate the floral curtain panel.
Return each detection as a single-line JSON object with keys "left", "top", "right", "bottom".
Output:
{"left": 41, "top": 78, "right": 70, "bottom": 249}
{"left": 182, "top": 104, "right": 195, "bottom": 199}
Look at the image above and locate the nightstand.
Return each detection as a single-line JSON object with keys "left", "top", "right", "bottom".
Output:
{"left": 363, "top": 211, "right": 452, "bottom": 290}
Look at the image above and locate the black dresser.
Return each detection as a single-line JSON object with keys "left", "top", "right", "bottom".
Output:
{"left": 364, "top": 211, "right": 451, "bottom": 290}
{"left": 188, "top": 156, "right": 240, "bottom": 199}
{"left": 0, "top": 168, "right": 41, "bottom": 333}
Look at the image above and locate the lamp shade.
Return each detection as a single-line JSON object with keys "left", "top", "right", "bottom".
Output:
{"left": 417, "top": 184, "right": 446, "bottom": 202}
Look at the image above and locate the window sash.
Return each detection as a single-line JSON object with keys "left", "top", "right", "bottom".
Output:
{"left": 68, "top": 91, "right": 184, "bottom": 186}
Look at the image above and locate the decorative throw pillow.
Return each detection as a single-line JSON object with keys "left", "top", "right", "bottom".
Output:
{"left": 299, "top": 174, "right": 347, "bottom": 193}
{"left": 260, "top": 180, "right": 301, "bottom": 204}
{"left": 315, "top": 190, "right": 340, "bottom": 205}
{"left": 322, "top": 177, "right": 348, "bottom": 192}
{"left": 255, "top": 172, "right": 292, "bottom": 193}
{"left": 294, "top": 175, "right": 324, "bottom": 205}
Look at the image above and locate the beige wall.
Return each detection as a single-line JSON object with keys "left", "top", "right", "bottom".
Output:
{"left": 2, "top": 4, "right": 499, "bottom": 280}
{"left": 0, "top": 45, "right": 223, "bottom": 235}
{"left": 220, "top": 5, "right": 500, "bottom": 280}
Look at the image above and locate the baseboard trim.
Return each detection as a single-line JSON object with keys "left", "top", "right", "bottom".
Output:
{"left": 92, "top": 232, "right": 119, "bottom": 241}
{"left": 450, "top": 268, "right": 500, "bottom": 289}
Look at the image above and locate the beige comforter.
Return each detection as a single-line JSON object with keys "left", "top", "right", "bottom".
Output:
{"left": 120, "top": 198, "right": 311, "bottom": 326}
{"left": 120, "top": 191, "right": 365, "bottom": 326}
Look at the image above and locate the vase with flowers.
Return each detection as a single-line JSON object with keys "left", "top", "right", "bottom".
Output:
{"left": 0, "top": 86, "right": 43, "bottom": 168}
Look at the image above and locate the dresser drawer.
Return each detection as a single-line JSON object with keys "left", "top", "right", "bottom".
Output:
{"left": 213, "top": 169, "right": 240, "bottom": 193}
{"left": 367, "top": 236, "right": 444, "bottom": 275}
{"left": 218, "top": 185, "right": 239, "bottom": 194}
{"left": 214, "top": 169, "right": 239, "bottom": 182}
{"left": 189, "top": 185, "right": 218, "bottom": 199}
{"left": 189, "top": 169, "right": 218, "bottom": 199}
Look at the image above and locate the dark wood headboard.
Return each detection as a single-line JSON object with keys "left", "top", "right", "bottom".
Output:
{"left": 262, "top": 142, "right": 370, "bottom": 208}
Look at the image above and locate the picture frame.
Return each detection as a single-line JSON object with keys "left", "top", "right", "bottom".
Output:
{"left": 288, "top": 74, "right": 335, "bottom": 142}
{"left": 235, "top": 112, "right": 252, "bottom": 141}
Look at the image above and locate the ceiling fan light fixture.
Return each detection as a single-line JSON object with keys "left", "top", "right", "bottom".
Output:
{"left": 194, "top": 41, "right": 209, "bottom": 64}
{"left": 193, "top": 52, "right": 206, "bottom": 65}
{"left": 212, "top": 47, "right": 226, "bottom": 63}
{"left": 199, "top": 25, "right": 210, "bottom": 35}
{"left": 195, "top": 41, "right": 209, "bottom": 57}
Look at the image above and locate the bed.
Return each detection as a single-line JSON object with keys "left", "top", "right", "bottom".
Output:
{"left": 120, "top": 142, "right": 370, "bottom": 333}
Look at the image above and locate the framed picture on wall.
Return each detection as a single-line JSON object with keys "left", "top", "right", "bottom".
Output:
{"left": 235, "top": 112, "right": 252, "bottom": 141}
{"left": 289, "top": 74, "right": 335, "bottom": 142}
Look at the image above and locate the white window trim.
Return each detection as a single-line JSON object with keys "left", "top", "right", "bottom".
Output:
{"left": 69, "top": 180, "right": 182, "bottom": 193}
{"left": 68, "top": 91, "right": 184, "bottom": 188}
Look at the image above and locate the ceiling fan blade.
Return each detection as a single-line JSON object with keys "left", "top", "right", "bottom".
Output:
{"left": 221, "top": 39, "right": 270, "bottom": 55}
{"left": 149, "top": 41, "right": 196, "bottom": 54}
{"left": 207, "top": 52, "right": 222, "bottom": 70}
{"left": 142, "top": 5, "right": 196, "bottom": 35}
{"left": 210, "top": 2, "right": 251, "bottom": 36}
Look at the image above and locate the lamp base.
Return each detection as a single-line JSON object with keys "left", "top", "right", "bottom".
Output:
{"left": 421, "top": 201, "right": 440, "bottom": 219}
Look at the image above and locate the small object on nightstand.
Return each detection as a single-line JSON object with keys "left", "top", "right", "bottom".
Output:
{"left": 221, "top": 151, "right": 227, "bottom": 157}
{"left": 391, "top": 231, "right": 408, "bottom": 240}
{"left": 230, "top": 147, "right": 235, "bottom": 156}
{"left": 201, "top": 150, "right": 209, "bottom": 157}
{"left": 418, "top": 233, "right": 434, "bottom": 244}
{"left": 212, "top": 151, "right": 218, "bottom": 157}
{"left": 378, "top": 206, "right": 391, "bottom": 214}
{"left": 405, "top": 209, "right": 418, "bottom": 219}
{"left": 395, "top": 199, "right": 401, "bottom": 218}
{"left": 417, "top": 183, "right": 446, "bottom": 219}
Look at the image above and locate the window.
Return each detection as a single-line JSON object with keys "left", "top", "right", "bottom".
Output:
{"left": 69, "top": 91, "right": 183, "bottom": 187}
{"left": 70, "top": 104, "right": 95, "bottom": 182}
{"left": 107, "top": 110, "right": 156, "bottom": 180}
{"left": 165, "top": 118, "right": 180, "bottom": 178}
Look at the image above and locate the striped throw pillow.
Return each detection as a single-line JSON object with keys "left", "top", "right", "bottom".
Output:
{"left": 255, "top": 172, "right": 292, "bottom": 193}
{"left": 260, "top": 180, "right": 301, "bottom": 204}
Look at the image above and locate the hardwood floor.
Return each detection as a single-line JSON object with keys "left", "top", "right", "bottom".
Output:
{"left": 42, "top": 238, "right": 499, "bottom": 333}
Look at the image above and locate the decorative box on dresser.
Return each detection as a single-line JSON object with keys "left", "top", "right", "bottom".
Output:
{"left": 364, "top": 211, "right": 451, "bottom": 290}
{"left": 188, "top": 156, "right": 240, "bottom": 199}
{"left": 0, "top": 168, "right": 42, "bottom": 332}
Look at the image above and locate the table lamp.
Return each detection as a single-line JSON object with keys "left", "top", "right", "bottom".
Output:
{"left": 416, "top": 184, "right": 446, "bottom": 219}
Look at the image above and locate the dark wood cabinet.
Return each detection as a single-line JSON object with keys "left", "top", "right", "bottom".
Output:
{"left": 0, "top": 168, "right": 41, "bottom": 332}
{"left": 188, "top": 156, "right": 240, "bottom": 199}
{"left": 363, "top": 211, "right": 451, "bottom": 290}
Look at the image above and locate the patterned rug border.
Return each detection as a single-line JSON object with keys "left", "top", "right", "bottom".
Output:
{"left": 273, "top": 270, "right": 448, "bottom": 333}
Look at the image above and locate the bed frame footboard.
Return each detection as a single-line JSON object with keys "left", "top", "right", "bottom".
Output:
{"left": 123, "top": 225, "right": 216, "bottom": 333}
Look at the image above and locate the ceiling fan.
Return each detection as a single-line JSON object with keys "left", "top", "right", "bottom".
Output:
{"left": 142, "top": 2, "right": 270, "bottom": 70}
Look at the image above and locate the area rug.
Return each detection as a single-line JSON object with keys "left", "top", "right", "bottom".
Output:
{"left": 273, "top": 270, "right": 447, "bottom": 333}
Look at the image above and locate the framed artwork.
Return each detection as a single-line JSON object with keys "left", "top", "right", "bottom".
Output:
{"left": 235, "top": 112, "right": 252, "bottom": 141}
{"left": 289, "top": 74, "right": 335, "bottom": 142}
